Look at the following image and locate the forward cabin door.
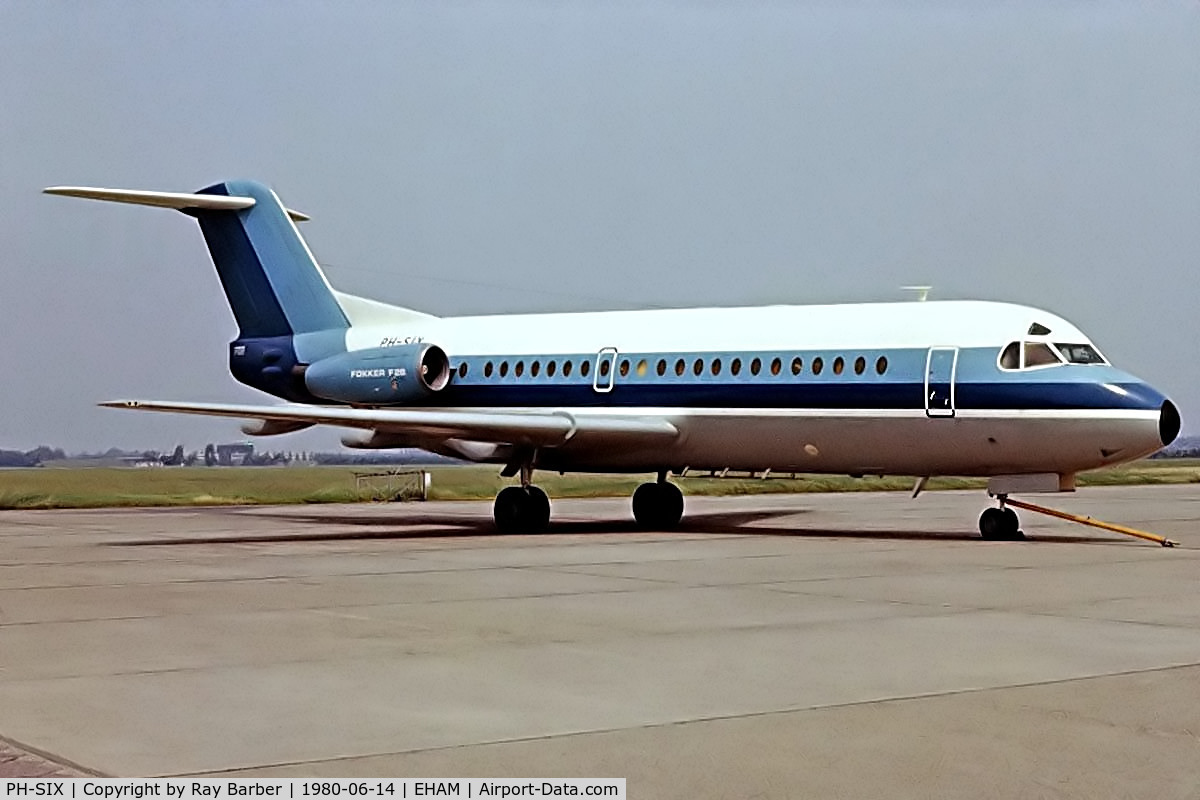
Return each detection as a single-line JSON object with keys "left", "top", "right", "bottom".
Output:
{"left": 924, "top": 347, "right": 958, "bottom": 418}
{"left": 593, "top": 347, "right": 618, "bottom": 393}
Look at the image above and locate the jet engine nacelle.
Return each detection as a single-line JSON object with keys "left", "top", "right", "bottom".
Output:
{"left": 304, "top": 343, "right": 451, "bottom": 405}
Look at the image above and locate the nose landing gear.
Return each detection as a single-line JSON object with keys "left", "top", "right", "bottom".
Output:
{"left": 979, "top": 495, "right": 1024, "bottom": 540}
{"left": 978, "top": 494, "right": 1179, "bottom": 547}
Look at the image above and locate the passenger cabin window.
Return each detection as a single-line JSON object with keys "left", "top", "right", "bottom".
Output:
{"left": 1056, "top": 343, "right": 1106, "bottom": 365}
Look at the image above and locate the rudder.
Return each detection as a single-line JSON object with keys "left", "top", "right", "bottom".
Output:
{"left": 192, "top": 180, "right": 349, "bottom": 339}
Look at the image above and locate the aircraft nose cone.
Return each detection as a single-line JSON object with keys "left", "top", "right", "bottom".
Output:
{"left": 1160, "top": 399, "right": 1181, "bottom": 447}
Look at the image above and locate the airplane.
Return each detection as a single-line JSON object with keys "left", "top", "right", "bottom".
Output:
{"left": 45, "top": 180, "right": 1180, "bottom": 538}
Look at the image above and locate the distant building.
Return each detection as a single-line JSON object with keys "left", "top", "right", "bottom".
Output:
{"left": 204, "top": 442, "right": 255, "bottom": 466}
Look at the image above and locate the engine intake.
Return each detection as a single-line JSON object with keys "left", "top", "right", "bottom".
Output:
{"left": 304, "top": 343, "right": 451, "bottom": 405}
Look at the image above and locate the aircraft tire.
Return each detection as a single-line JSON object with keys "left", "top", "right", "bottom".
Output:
{"left": 526, "top": 485, "right": 551, "bottom": 532}
{"left": 980, "top": 507, "right": 1023, "bottom": 540}
{"left": 494, "top": 486, "right": 551, "bottom": 534}
{"left": 1000, "top": 507, "right": 1024, "bottom": 540}
{"left": 632, "top": 481, "right": 684, "bottom": 530}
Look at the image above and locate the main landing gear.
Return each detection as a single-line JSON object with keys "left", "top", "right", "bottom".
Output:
{"left": 491, "top": 468, "right": 685, "bottom": 534}
{"left": 979, "top": 495, "right": 1024, "bottom": 541}
{"left": 493, "top": 485, "right": 551, "bottom": 534}
{"left": 493, "top": 460, "right": 551, "bottom": 535}
{"left": 632, "top": 472, "right": 684, "bottom": 530}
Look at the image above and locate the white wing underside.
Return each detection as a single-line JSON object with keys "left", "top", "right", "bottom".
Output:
{"left": 101, "top": 400, "right": 679, "bottom": 451}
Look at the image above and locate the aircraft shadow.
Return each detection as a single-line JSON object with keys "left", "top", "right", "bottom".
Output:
{"left": 110, "top": 507, "right": 1133, "bottom": 547}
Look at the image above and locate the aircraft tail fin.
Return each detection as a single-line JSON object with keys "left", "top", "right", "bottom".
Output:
{"left": 45, "top": 181, "right": 346, "bottom": 339}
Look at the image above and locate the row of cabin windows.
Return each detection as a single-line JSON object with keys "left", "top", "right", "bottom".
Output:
{"left": 464, "top": 355, "right": 889, "bottom": 381}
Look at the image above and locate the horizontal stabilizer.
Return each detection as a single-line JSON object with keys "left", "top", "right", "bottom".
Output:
{"left": 44, "top": 186, "right": 311, "bottom": 222}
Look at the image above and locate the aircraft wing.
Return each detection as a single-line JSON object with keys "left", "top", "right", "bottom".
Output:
{"left": 99, "top": 400, "right": 680, "bottom": 449}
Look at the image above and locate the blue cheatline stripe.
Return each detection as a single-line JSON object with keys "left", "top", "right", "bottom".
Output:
{"left": 194, "top": 181, "right": 348, "bottom": 338}
{"left": 427, "top": 380, "right": 1161, "bottom": 411}
{"left": 410, "top": 347, "right": 1158, "bottom": 412}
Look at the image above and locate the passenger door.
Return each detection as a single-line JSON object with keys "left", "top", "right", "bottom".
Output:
{"left": 924, "top": 347, "right": 958, "bottom": 418}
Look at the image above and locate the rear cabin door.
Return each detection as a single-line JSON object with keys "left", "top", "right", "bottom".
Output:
{"left": 924, "top": 347, "right": 958, "bottom": 418}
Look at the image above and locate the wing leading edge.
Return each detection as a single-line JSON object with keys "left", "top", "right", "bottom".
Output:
{"left": 100, "top": 400, "right": 680, "bottom": 450}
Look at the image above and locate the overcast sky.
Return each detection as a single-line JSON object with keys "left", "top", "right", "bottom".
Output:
{"left": 2, "top": 1, "right": 1198, "bottom": 452}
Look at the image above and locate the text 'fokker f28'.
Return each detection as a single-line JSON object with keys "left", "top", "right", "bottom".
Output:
{"left": 46, "top": 181, "right": 1180, "bottom": 539}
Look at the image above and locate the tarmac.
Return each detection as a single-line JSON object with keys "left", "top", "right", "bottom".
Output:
{"left": 1, "top": 485, "right": 1199, "bottom": 797}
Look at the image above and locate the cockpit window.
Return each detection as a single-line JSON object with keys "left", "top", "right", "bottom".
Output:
{"left": 1055, "top": 343, "right": 1106, "bottom": 365}
{"left": 999, "top": 342, "right": 1020, "bottom": 370}
{"left": 1028, "top": 322, "right": 1052, "bottom": 336}
{"left": 1023, "top": 342, "right": 1062, "bottom": 368}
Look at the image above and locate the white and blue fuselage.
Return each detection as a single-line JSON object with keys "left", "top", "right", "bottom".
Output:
{"left": 332, "top": 301, "right": 1175, "bottom": 478}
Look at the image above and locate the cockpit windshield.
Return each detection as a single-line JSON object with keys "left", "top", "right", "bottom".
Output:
{"left": 1055, "top": 343, "right": 1107, "bottom": 365}
{"left": 1023, "top": 342, "right": 1061, "bottom": 367}
{"left": 998, "top": 341, "right": 1069, "bottom": 370}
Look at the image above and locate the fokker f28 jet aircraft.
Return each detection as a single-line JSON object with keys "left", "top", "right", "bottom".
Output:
{"left": 46, "top": 181, "right": 1180, "bottom": 538}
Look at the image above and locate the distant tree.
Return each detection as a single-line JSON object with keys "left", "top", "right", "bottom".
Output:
{"left": 0, "top": 447, "right": 68, "bottom": 467}
{"left": 0, "top": 450, "right": 38, "bottom": 467}
{"left": 26, "top": 446, "right": 65, "bottom": 463}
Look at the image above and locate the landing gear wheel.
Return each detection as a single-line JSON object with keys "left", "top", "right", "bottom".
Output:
{"left": 493, "top": 486, "right": 551, "bottom": 534}
{"left": 1000, "top": 507, "right": 1024, "bottom": 540}
{"left": 526, "top": 486, "right": 551, "bottom": 531}
{"left": 632, "top": 481, "right": 684, "bottom": 530}
{"left": 979, "top": 506, "right": 1024, "bottom": 540}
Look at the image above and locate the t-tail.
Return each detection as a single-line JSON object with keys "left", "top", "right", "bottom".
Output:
{"left": 45, "top": 180, "right": 352, "bottom": 402}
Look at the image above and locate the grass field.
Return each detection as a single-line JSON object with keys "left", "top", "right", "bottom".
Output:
{"left": 1, "top": 460, "right": 1198, "bottom": 510}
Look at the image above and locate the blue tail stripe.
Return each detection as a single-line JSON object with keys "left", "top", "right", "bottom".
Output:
{"left": 195, "top": 210, "right": 292, "bottom": 337}
{"left": 195, "top": 181, "right": 348, "bottom": 337}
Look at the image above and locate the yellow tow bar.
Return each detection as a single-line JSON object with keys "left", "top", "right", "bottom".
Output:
{"left": 1003, "top": 497, "right": 1178, "bottom": 548}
